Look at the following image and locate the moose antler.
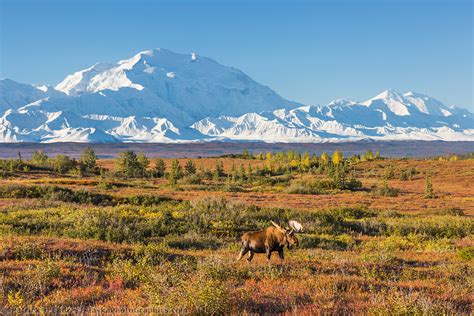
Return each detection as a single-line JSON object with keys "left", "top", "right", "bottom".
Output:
{"left": 288, "top": 220, "right": 303, "bottom": 233}
{"left": 271, "top": 220, "right": 287, "bottom": 233}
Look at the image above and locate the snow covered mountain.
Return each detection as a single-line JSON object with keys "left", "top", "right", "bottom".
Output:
{"left": 0, "top": 79, "right": 65, "bottom": 113}
{"left": 0, "top": 49, "right": 472, "bottom": 143}
{"left": 192, "top": 89, "right": 473, "bottom": 142}
{"left": 53, "top": 48, "right": 297, "bottom": 122}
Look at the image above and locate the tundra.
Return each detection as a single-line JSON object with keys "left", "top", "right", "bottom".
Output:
{"left": 236, "top": 220, "right": 303, "bottom": 262}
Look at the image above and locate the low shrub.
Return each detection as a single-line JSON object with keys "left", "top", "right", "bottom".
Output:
{"left": 433, "top": 207, "right": 465, "bottom": 216}
{"left": 457, "top": 247, "right": 474, "bottom": 261}
{"left": 287, "top": 176, "right": 361, "bottom": 195}
{"left": 383, "top": 216, "right": 473, "bottom": 239}
{"left": 5, "top": 258, "right": 61, "bottom": 303}
{"left": 362, "top": 234, "right": 454, "bottom": 253}
{"left": 97, "top": 180, "right": 114, "bottom": 190}
{"left": 223, "top": 183, "right": 245, "bottom": 192}
{"left": 107, "top": 259, "right": 150, "bottom": 288}
{"left": 0, "top": 185, "right": 114, "bottom": 206}
{"left": 256, "top": 174, "right": 292, "bottom": 187}
{"left": 371, "top": 181, "right": 398, "bottom": 197}
{"left": 287, "top": 178, "right": 338, "bottom": 194}
{"left": 163, "top": 231, "right": 223, "bottom": 250}
{"left": 1, "top": 196, "right": 470, "bottom": 246}
{"left": 332, "top": 207, "right": 376, "bottom": 219}
{"left": 121, "top": 195, "right": 173, "bottom": 207}
{"left": 181, "top": 174, "right": 203, "bottom": 185}
{"left": 145, "top": 258, "right": 231, "bottom": 314}
{"left": 299, "top": 234, "right": 355, "bottom": 250}
{"left": 130, "top": 243, "right": 169, "bottom": 265}
{"left": 0, "top": 184, "right": 174, "bottom": 207}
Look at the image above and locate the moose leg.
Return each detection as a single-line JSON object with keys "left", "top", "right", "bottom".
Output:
{"left": 278, "top": 249, "right": 284, "bottom": 261}
{"left": 236, "top": 246, "right": 249, "bottom": 261}
{"left": 265, "top": 246, "right": 272, "bottom": 261}
{"left": 247, "top": 251, "right": 254, "bottom": 263}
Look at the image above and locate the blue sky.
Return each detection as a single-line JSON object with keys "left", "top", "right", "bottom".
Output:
{"left": 1, "top": 0, "right": 472, "bottom": 110}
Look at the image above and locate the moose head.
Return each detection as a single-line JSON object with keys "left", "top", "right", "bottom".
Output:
{"left": 271, "top": 220, "right": 304, "bottom": 249}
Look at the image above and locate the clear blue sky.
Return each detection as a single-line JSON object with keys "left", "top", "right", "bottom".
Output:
{"left": 1, "top": 0, "right": 472, "bottom": 110}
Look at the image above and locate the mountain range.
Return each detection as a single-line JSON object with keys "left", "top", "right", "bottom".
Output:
{"left": 1, "top": 48, "right": 472, "bottom": 143}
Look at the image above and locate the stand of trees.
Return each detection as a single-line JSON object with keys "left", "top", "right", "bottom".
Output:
{"left": 0, "top": 148, "right": 101, "bottom": 177}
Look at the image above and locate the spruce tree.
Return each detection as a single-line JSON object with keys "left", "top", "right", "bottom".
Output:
{"left": 424, "top": 173, "right": 435, "bottom": 198}
{"left": 116, "top": 150, "right": 139, "bottom": 178}
{"left": 137, "top": 152, "right": 150, "bottom": 177}
{"left": 184, "top": 160, "right": 196, "bottom": 175}
{"left": 169, "top": 159, "right": 181, "bottom": 186}
{"left": 80, "top": 147, "right": 97, "bottom": 173}
{"left": 154, "top": 158, "right": 166, "bottom": 178}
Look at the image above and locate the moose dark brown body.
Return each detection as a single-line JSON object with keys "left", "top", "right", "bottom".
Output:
{"left": 236, "top": 225, "right": 299, "bottom": 262}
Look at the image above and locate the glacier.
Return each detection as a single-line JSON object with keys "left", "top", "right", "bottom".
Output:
{"left": 0, "top": 48, "right": 472, "bottom": 143}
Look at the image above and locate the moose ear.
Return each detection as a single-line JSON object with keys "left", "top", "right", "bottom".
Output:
{"left": 288, "top": 220, "right": 303, "bottom": 233}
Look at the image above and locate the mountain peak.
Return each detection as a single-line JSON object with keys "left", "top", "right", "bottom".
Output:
{"left": 327, "top": 99, "right": 356, "bottom": 107}
{"left": 372, "top": 88, "right": 404, "bottom": 100}
{"left": 118, "top": 48, "right": 200, "bottom": 70}
{"left": 55, "top": 62, "right": 114, "bottom": 95}
{"left": 362, "top": 89, "right": 411, "bottom": 116}
{"left": 47, "top": 48, "right": 298, "bottom": 126}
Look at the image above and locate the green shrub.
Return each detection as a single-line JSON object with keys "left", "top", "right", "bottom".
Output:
{"left": 97, "top": 179, "right": 114, "bottom": 190}
{"left": 107, "top": 259, "right": 150, "bottom": 288}
{"left": 223, "top": 183, "right": 244, "bottom": 192}
{"left": 10, "top": 258, "right": 61, "bottom": 300}
{"left": 379, "top": 210, "right": 403, "bottom": 218}
{"left": 371, "top": 180, "right": 398, "bottom": 197}
{"left": 383, "top": 165, "right": 396, "bottom": 180}
{"left": 53, "top": 155, "right": 76, "bottom": 174}
{"left": 1, "top": 196, "right": 470, "bottom": 246}
{"left": 399, "top": 170, "right": 409, "bottom": 181}
{"left": 382, "top": 216, "right": 473, "bottom": 239}
{"left": 350, "top": 218, "right": 387, "bottom": 236}
{"left": 163, "top": 232, "right": 223, "bottom": 250}
{"left": 256, "top": 174, "right": 292, "bottom": 187}
{"left": 181, "top": 174, "right": 203, "bottom": 185}
{"left": 184, "top": 274, "right": 230, "bottom": 315}
{"left": 198, "top": 256, "right": 233, "bottom": 277}
{"left": 0, "top": 185, "right": 115, "bottom": 206}
{"left": 70, "top": 208, "right": 157, "bottom": 243}
{"left": 332, "top": 207, "right": 376, "bottom": 219}
{"left": 0, "top": 238, "right": 44, "bottom": 260}
{"left": 363, "top": 235, "right": 414, "bottom": 252}
{"left": 121, "top": 194, "right": 173, "bottom": 207}
{"left": 362, "top": 234, "right": 453, "bottom": 253}
{"left": 299, "top": 233, "right": 355, "bottom": 250}
{"left": 287, "top": 178, "right": 337, "bottom": 194}
{"left": 433, "top": 208, "right": 465, "bottom": 216}
{"left": 131, "top": 243, "right": 169, "bottom": 265}
{"left": 287, "top": 174, "right": 361, "bottom": 195}
{"left": 457, "top": 247, "right": 474, "bottom": 261}
{"left": 422, "top": 238, "right": 454, "bottom": 253}
{"left": 0, "top": 184, "right": 174, "bottom": 207}
{"left": 145, "top": 257, "right": 231, "bottom": 314}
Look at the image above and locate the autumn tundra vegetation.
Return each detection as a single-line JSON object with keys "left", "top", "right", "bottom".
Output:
{"left": 0, "top": 147, "right": 472, "bottom": 314}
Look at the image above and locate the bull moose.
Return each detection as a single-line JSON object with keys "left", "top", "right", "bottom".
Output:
{"left": 236, "top": 220, "right": 303, "bottom": 262}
